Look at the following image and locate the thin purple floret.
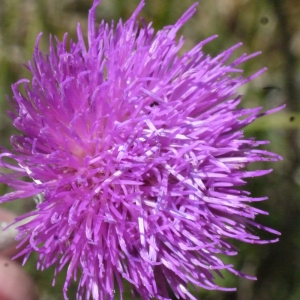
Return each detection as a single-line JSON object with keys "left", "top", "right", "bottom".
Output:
{"left": 0, "top": 1, "right": 283, "bottom": 299}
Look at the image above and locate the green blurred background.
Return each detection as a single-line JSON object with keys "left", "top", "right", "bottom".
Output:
{"left": 0, "top": 0, "right": 300, "bottom": 299}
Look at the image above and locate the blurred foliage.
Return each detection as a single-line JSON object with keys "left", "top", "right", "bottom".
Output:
{"left": 0, "top": 0, "right": 300, "bottom": 299}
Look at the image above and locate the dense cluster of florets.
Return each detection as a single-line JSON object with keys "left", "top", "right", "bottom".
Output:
{"left": 0, "top": 0, "right": 282, "bottom": 299}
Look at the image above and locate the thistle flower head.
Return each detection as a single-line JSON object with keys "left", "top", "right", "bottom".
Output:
{"left": 0, "top": 0, "right": 282, "bottom": 299}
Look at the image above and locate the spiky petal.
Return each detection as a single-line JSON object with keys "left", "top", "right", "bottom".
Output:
{"left": 0, "top": 0, "right": 282, "bottom": 299}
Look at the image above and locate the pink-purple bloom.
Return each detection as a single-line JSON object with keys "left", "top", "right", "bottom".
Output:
{"left": 0, "top": 0, "right": 282, "bottom": 299}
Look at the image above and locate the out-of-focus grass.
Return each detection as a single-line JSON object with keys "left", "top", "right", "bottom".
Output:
{"left": 246, "top": 112, "right": 300, "bottom": 131}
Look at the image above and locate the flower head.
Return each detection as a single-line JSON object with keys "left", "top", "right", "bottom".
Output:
{"left": 0, "top": 0, "right": 282, "bottom": 299}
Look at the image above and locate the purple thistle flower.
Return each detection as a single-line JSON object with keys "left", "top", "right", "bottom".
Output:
{"left": 0, "top": 0, "right": 283, "bottom": 299}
